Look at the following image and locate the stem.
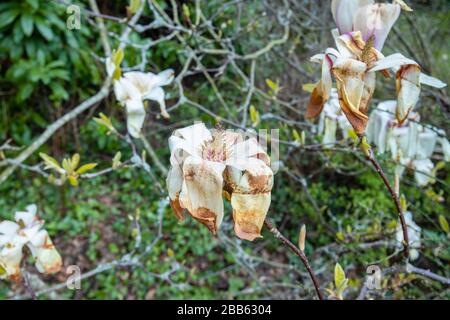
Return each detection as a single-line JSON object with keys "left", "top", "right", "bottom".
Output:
{"left": 140, "top": 134, "right": 168, "bottom": 176}
{"left": 366, "top": 149, "right": 409, "bottom": 258}
{"left": 264, "top": 219, "right": 324, "bottom": 300}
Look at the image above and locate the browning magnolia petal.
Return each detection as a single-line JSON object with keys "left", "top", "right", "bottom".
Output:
{"left": 166, "top": 123, "right": 274, "bottom": 240}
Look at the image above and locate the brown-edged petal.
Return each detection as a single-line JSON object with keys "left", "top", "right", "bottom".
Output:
{"left": 226, "top": 158, "right": 273, "bottom": 241}
{"left": 333, "top": 58, "right": 369, "bottom": 135}
{"left": 306, "top": 54, "right": 334, "bottom": 119}
{"left": 396, "top": 64, "right": 421, "bottom": 124}
{"left": 179, "top": 156, "right": 225, "bottom": 234}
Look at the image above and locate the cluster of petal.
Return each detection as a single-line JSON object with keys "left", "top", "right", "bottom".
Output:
{"left": 167, "top": 123, "right": 274, "bottom": 241}
{"left": 114, "top": 70, "right": 174, "bottom": 138}
{"left": 0, "top": 205, "right": 62, "bottom": 280}
{"left": 367, "top": 101, "right": 450, "bottom": 186}
{"left": 307, "top": 0, "right": 446, "bottom": 136}
{"left": 317, "top": 89, "right": 353, "bottom": 145}
{"left": 395, "top": 211, "right": 421, "bottom": 261}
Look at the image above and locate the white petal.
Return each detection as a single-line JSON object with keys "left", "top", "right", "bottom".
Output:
{"left": 0, "top": 221, "right": 19, "bottom": 246}
{"left": 153, "top": 69, "right": 175, "bottom": 87}
{"left": 369, "top": 53, "right": 418, "bottom": 72}
{"left": 28, "top": 230, "right": 62, "bottom": 274}
{"left": 419, "top": 73, "right": 447, "bottom": 89}
{"left": 14, "top": 204, "right": 37, "bottom": 227}
{"left": 143, "top": 87, "right": 170, "bottom": 119}
{"left": 412, "top": 159, "right": 434, "bottom": 186}
{"left": 353, "top": 3, "right": 401, "bottom": 50}
{"left": 166, "top": 165, "right": 183, "bottom": 200}
{"left": 180, "top": 156, "right": 225, "bottom": 233}
{"left": 125, "top": 99, "right": 146, "bottom": 138}
{"left": 396, "top": 64, "right": 421, "bottom": 123}
{"left": 331, "top": 0, "right": 374, "bottom": 34}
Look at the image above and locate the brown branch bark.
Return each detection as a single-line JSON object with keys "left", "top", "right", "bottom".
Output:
{"left": 366, "top": 150, "right": 409, "bottom": 258}
{"left": 264, "top": 219, "right": 324, "bottom": 300}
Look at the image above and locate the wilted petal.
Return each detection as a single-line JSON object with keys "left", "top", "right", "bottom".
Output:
{"left": 420, "top": 73, "right": 447, "bottom": 89}
{"left": 166, "top": 165, "right": 185, "bottom": 222}
{"left": 153, "top": 69, "right": 175, "bottom": 87}
{"left": 113, "top": 77, "right": 141, "bottom": 103}
{"left": 396, "top": 211, "right": 421, "bottom": 261}
{"left": 412, "top": 159, "right": 434, "bottom": 186}
{"left": 227, "top": 138, "right": 270, "bottom": 168}
{"left": 323, "top": 117, "right": 338, "bottom": 145}
{"left": 331, "top": 0, "right": 374, "bottom": 34}
{"left": 0, "top": 221, "right": 19, "bottom": 247}
{"left": 354, "top": 3, "right": 401, "bottom": 50}
{"left": 125, "top": 98, "right": 146, "bottom": 138}
{"left": 143, "top": 86, "right": 170, "bottom": 119}
{"left": 369, "top": 53, "right": 418, "bottom": 73}
{"left": 0, "top": 243, "right": 23, "bottom": 280}
{"left": 366, "top": 100, "right": 396, "bottom": 154}
{"left": 396, "top": 64, "right": 421, "bottom": 124}
{"left": 416, "top": 129, "right": 437, "bottom": 160}
{"left": 226, "top": 159, "right": 273, "bottom": 241}
{"left": 28, "top": 230, "right": 62, "bottom": 274}
{"left": 333, "top": 58, "right": 368, "bottom": 135}
{"left": 180, "top": 156, "right": 225, "bottom": 234}
{"left": 14, "top": 204, "right": 37, "bottom": 228}
{"left": 306, "top": 53, "right": 335, "bottom": 119}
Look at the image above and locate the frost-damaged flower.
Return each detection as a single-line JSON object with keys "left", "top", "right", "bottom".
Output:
{"left": 395, "top": 211, "right": 421, "bottom": 261}
{"left": 367, "top": 101, "right": 450, "bottom": 186}
{"left": 166, "top": 123, "right": 274, "bottom": 241}
{"left": 317, "top": 89, "right": 352, "bottom": 146}
{"left": 114, "top": 70, "right": 174, "bottom": 138}
{"left": 0, "top": 205, "right": 62, "bottom": 280}
{"left": 307, "top": 0, "right": 446, "bottom": 135}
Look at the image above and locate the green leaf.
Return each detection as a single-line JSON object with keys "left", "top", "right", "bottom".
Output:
{"left": 127, "top": 0, "right": 140, "bottom": 14}
{"left": 35, "top": 20, "right": 54, "bottom": 41}
{"left": 265, "top": 78, "right": 279, "bottom": 94}
{"left": 20, "top": 13, "right": 34, "bottom": 36}
{"left": 0, "top": 9, "right": 20, "bottom": 29}
{"left": 439, "top": 215, "right": 449, "bottom": 233}
{"left": 68, "top": 175, "right": 78, "bottom": 187}
{"left": 302, "top": 83, "right": 316, "bottom": 93}
{"left": 76, "top": 163, "right": 98, "bottom": 175}
{"left": 334, "top": 263, "right": 346, "bottom": 289}
{"left": 249, "top": 105, "right": 260, "bottom": 126}
{"left": 39, "top": 153, "right": 62, "bottom": 171}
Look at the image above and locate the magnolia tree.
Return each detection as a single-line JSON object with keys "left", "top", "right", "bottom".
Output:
{"left": 1, "top": 0, "right": 449, "bottom": 300}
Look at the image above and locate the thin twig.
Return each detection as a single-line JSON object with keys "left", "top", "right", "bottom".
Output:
{"left": 366, "top": 149, "right": 409, "bottom": 258}
{"left": 264, "top": 219, "right": 324, "bottom": 300}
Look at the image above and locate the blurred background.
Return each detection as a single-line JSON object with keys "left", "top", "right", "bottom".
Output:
{"left": 0, "top": 0, "right": 448, "bottom": 299}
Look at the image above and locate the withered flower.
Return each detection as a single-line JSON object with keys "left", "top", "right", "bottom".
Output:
{"left": 166, "top": 123, "right": 273, "bottom": 241}
{"left": 0, "top": 205, "right": 62, "bottom": 281}
{"left": 307, "top": 0, "right": 446, "bottom": 135}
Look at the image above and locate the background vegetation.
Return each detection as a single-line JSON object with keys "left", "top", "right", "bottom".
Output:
{"left": 0, "top": 0, "right": 448, "bottom": 299}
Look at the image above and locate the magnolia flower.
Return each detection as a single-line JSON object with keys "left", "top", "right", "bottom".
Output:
{"left": 318, "top": 89, "right": 353, "bottom": 145}
{"left": 166, "top": 123, "right": 274, "bottom": 241}
{"left": 367, "top": 100, "right": 450, "bottom": 186}
{"left": 307, "top": 0, "right": 446, "bottom": 135}
{"left": 0, "top": 205, "right": 62, "bottom": 280}
{"left": 395, "top": 211, "right": 421, "bottom": 261}
{"left": 114, "top": 70, "right": 175, "bottom": 138}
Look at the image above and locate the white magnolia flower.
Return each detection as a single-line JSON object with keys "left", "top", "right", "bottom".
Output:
{"left": 167, "top": 123, "right": 274, "bottom": 241}
{"left": 114, "top": 70, "right": 175, "bottom": 138}
{"left": 367, "top": 100, "right": 450, "bottom": 186}
{"left": 395, "top": 211, "right": 421, "bottom": 261}
{"left": 307, "top": 0, "right": 446, "bottom": 135}
{"left": 318, "top": 89, "right": 352, "bottom": 145}
{"left": 0, "top": 205, "right": 62, "bottom": 280}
